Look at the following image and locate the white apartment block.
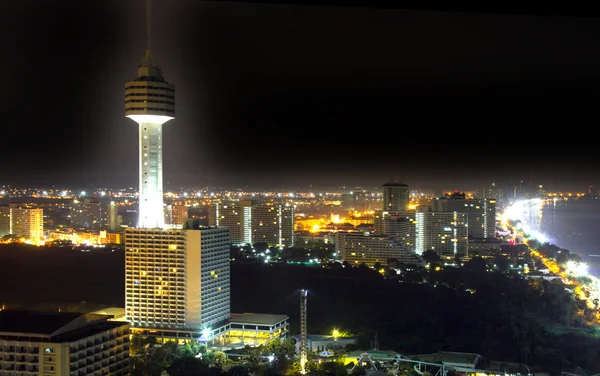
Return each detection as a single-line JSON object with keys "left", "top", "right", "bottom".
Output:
{"left": 373, "top": 210, "right": 417, "bottom": 251}
{"left": 209, "top": 202, "right": 294, "bottom": 248}
{"left": 125, "top": 225, "right": 230, "bottom": 331}
{"left": 415, "top": 211, "right": 468, "bottom": 257}
{"left": 335, "top": 231, "right": 421, "bottom": 267}
{"left": 209, "top": 200, "right": 253, "bottom": 244}
{"left": 0, "top": 310, "right": 130, "bottom": 376}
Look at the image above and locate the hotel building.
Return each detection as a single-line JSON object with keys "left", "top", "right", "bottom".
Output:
{"left": 0, "top": 310, "right": 130, "bottom": 376}
{"left": 125, "top": 224, "right": 230, "bottom": 331}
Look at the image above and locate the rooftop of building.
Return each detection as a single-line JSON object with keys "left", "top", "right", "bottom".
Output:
{"left": 88, "top": 307, "right": 126, "bottom": 319}
{"left": 345, "top": 350, "right": 407, "bottom": 360}
{"left": 0, "top": 310, "right": 128, "bottom": 343}
{"left": 382, "top": 181, "right": 408, "bottom": 187}
{"left": 229, "top": 313, "right": 289, "bottom": 326}
{"left": 0, "top": 311, "right": 82, "bottom": 335}
{"left": 411, "top": 351, "right": 481, "bottom": 365}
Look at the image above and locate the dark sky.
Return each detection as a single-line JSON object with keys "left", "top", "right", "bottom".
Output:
{"left": 1, "top": 1, "right": 600, "bottom": 191}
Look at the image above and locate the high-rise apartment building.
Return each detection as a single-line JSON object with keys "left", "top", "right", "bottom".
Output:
{"left": 209, "top": 200, "right": 253, "bottom": 245}
{"left": 382, "top": 181, "right": 409, "bottom": 211}
{"left": 373, "top": 210, "right": 417, "bottom": 251}
{"left": 0, "top": 204, "right": 44, "bottom": 242}
{"left": 107, "top": 201, "right": 121, "bottom": 231}
{"left": 171, "top": 205, "right": 189, "bottom": 226}
{"left": 125, "top": 224, "right": 230, "bottom": 330}
{"left": 252, "top": 205, "right": 294, "bottom": 248}
{"left": 430, "top": 192, "right": 496, "bottom": 239}
{"left": 415, "top": 211, "right": 469, "bottom": 258}
{"left": 70, "top": 198, "right": 101, "bottom": 228}
{"left": 209, "top": 201, "right": 294, "bottom": 248}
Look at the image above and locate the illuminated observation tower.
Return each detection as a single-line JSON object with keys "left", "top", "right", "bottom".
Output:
{"left": 125, "top": 0, "right": 175, "bottom": 228}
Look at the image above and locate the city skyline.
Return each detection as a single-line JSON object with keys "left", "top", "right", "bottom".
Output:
{"left": 1, "top": 1, "right": 599, "bottom": 191}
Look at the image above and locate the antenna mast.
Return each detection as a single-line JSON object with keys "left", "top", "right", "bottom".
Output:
{"left": 146, "top": 0, "right": 152, "bottom": 51}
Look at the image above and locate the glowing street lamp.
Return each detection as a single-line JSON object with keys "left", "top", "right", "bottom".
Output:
{"left": 332, "top": 329, "right": 340, "bottom": 339}
{"left": 200, "top": 327, "right": 212, "bottom": 342}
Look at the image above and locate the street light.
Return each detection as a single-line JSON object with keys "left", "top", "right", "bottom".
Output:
{"left": 332, "top": 329, "right": 340, "bottom": 339}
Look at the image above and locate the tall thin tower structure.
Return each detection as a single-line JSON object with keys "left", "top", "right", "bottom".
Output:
{"left": 125, "top": 0, "right": 175, "bottom": 228}
{"left": 299, "top": 289, "right": 308, "bottom": 375}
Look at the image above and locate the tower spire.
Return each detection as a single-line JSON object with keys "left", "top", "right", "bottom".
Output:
{"left": 140, "top": 0, "right": 157, "bottom": 70}
{"left": 146, "top": 0, "right": 152, "bottom": 52}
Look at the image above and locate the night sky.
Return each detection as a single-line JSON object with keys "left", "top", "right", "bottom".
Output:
{"left": 1, "top": 1, "right": 599, "bottom": 191}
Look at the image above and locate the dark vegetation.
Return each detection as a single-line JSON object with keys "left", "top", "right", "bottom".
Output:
{"left": 3, "top": 243, "right": 600, "bottom": 374}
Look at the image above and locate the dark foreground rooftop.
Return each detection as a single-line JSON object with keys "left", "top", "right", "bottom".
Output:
{"left": 0, "top": 310, "right": 129, "bottom": 342}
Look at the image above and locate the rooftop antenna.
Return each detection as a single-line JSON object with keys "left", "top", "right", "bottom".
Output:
{"left": 146, "top": 0, "right": 152, "bottom": 52}
{"left": 141, "top": 0, "right": 157, "bottom": 69}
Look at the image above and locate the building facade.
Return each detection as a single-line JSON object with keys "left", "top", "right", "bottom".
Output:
{"left": 415, "top": 211, "right": 469, "bottom": 258}
{"left": 335, "top": 231, "right": 422, "bottom": 267}
{"left": 125, "top": 225, "right": 230, "bottom": 331}
{"left": 0, "top": 310, "right": 130, "bottom": 376}
{"left": 382, "top": 182, "right": 409, "bottom": 212}
{"left": 430, "top": 193, "right": 496, "bottom": 239}
{"left": 0, "top": 204, "right": 43, "bottom": 242}
{"left": 373, "top": 210, "right": 417, "bottom": 251}
{"left": 209, "top": 201, "right": 294, "bottom": 248}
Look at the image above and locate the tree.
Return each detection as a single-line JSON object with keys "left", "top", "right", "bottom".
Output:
{"left": 421, "top": 250, "right": 441, "bottom": 266}
{"left": 224, "top": 365, "right": 250, "bottom": 376}
{"left": 319, "top": 361, "right": 348, "bottom": 376}
{"left": 350, "top": 366, "right": 367, "bottom": 376}
{"left": 166, "top": 357, "right": 209, "bottom": 376}
{"left": 465, "top": 256, "right": 487, "bottom": 274}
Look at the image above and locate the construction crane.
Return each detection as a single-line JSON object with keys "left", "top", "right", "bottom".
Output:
{"left": 300, "top": 289, "right": 308, "bottom": 374}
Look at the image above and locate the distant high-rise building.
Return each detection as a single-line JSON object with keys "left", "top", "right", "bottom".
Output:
{"left": 373, "top": 210, "right": 417, "bottom": 251}
{"left": 164, "top": 204, "right": 189, "bottom": 226}
{"left": 107, "top": 201, "right": 120, "bottom": 231}
{"left": 0, "top": 206, "right": 10, "bottom": 236}
{"left": 70, "top": 198, "right": 101, "bottom": 228}
{"left": 252, "top": 205, "right": 295, "bottom": 248}
{"left": 415, "top": 211, "right": 469, "bottom": 258}
{"left": 475, "top": 183, "right": 505, "bottom": 204}
{"left": 430, "top": 192, "right": 496, "bottom": 239}
{"left": 209, "top": 201, "right": 294, "bottom": 247}
{"left": 0, "top": 204, "right": 44, "bottom": 242}
{"left": 382, "top": 181, "right": 409, "bottom": 211}
{"left": 125, "top": 225, "right": 230, "bottom": 330}
{"left": 209, "top": 200, "right": 254, "bottom": 244}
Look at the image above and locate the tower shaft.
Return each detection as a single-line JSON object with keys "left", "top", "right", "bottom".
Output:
{"left": 138, "top": 122, "right": 164, "bottom": 228}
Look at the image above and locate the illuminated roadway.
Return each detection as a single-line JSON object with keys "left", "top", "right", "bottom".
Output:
{"left": 502, "top": 199, "right": 600, "bottom": 322}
